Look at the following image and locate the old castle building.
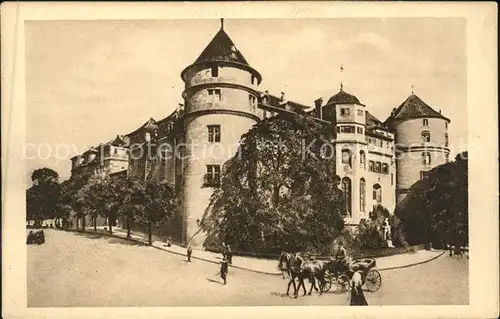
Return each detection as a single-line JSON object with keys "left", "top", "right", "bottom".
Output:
{"left": 70, "top": 20, "right": 451, "bottom": 246}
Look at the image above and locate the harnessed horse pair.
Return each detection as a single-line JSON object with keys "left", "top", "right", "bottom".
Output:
{"left": 278, "top": 252, "right": 334, "bottom": 298}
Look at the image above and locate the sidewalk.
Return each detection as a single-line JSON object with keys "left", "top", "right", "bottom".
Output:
{"left": 79, "top": 226, "right": 445, "bottom": 275}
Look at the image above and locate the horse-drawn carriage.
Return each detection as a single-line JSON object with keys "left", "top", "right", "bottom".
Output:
{"left": 323, "top": 257, "right": 382, "bottom": 293}
{"left": 27, "top": 230, "right": 45, "bottom": 245}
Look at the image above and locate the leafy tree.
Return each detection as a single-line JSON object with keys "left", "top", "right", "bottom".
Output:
{"left": 31, "top": 168, "right": 59, "bottom": 185}
{"left": 59, "top": 177, "right": 88, "bottom": 232}
{"left": 201, "top": 113, "right": 346, "bottom": 254}
{"left": 130, "top": 180, "right": 178, "bottom": 245}
{"left": 82, "top": 175, "right": 127, "bottom": 233}
{"left": 26, "top": 167, "right": 61, "bottom": 226}
{"left": 117, "top": 177, "right": 144, "bottom": 239}
{"left": 356, "top": 205, "right": 390, "bottom": 250}
{"left": 395, "top": 152, "right": 468, "bottom": 249}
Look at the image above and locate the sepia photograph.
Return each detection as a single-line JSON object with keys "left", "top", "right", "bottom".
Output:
{"left": 2, "top": 2, "right": 498, "bottom": 318}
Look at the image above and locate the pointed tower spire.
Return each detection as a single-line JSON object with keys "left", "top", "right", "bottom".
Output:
{"left": 220, "top": 18, "right": 224, "bottom": 30}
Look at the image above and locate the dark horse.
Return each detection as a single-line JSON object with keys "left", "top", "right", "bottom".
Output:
{"left": 278, "top": 253, "right": 328, "bottom": 298}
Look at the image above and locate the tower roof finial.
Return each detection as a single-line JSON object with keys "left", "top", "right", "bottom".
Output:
{"left": 221, "top": 18, "right": 224, "bottom": 30}
{"left": 340, "top": 64, "right": 344, "bottom": 91}
{"left": 411, "top": 85, "right": 414, "bottom": 95}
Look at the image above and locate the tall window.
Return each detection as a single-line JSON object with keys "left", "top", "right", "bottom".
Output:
{"left": 342, "top": 177, "right": 352, "bottom": 216}
{"left": 421, "top": 131, "right": 430, "bottom": 143}
{"left": 391, "top": 173, "right": 394, "bottom": 185}
{"left": 369, "top": 161, "right": 374, "bottom": 172}
{"left": 360, "top": 178, "right": 366, "bottom": 213}
{"left": 211, "top": 66, "right": 218, "bottom": 77}
{"left": 422, "top": 152, "right": 431, "bottom": 165}
{"left": 204, "top": 165, "right": 221, "bottom": 187}
{"left": 251, "top": 75, "right": 256, "bottom": 85}
{"left": 445, "top": 133, "right": 449, "bottom": 147}
{"left": 375, "top": 162, "right": 381, "bottom": 173}
{"left": 445, "top": 153, "right": 450, "bottom": 163}
{"left": 423, "top": 118, "right": 428, "bottom": 126}
{"left": 208, "top": 89, "right": 221, "bottom": 103}
{"left": 359, "top": 151, "right": 366, "bottom": 169}
{"left": 373, "top": 184, "right": 382, "bottom": 204}
{"left": 357, "top": 127, "right": 363, "bottom": 134}
{"left": 341, "top": 149, "right": 351, "bottom": 167}
{"left": 445, "top": 122, "right": 448, "bottom": 129}
{"left": 249, "top": 95, "right": 257, "bottom": 112}
{"left": 207, "top": 125, "right": 221, "bottom": 143}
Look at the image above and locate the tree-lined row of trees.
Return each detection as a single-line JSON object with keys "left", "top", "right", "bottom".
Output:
{"left": 27, "top": 168, "right": 179, "bottom": 244}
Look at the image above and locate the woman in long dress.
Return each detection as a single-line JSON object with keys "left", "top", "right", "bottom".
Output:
{"left": 350, "top": 264, "right": 368, "bottom": 306}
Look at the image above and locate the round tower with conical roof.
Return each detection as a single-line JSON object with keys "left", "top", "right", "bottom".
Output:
{"left": 386, "top": 94, "right": 451, "bottom": 203}
{"left": 179, "top": 20, "right": 262, "bottom": 247}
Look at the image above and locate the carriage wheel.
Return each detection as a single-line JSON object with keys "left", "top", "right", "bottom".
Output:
{"left": 322, "top": 276, "right": 332, "bottom": 292}
{"left": 365, "top": 269, "right": 382, "bottom": 292}
{"left": 336, "top": 274, "right": 350, "bottom": 293}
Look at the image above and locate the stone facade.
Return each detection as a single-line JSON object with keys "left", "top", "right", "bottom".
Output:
{"left": 70, "top": 21, "right": 451, "bottom": 247}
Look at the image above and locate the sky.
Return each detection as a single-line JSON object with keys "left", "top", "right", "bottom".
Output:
{"left": 25, "top": 18, "right": 467, "bottom": 184}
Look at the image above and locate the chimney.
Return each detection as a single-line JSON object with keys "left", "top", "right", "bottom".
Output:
{"left": 314, "top": 98, "right": 323, "bottom": 119}
{"left": 439, "top": 109, "right": 442, "bottom": 114}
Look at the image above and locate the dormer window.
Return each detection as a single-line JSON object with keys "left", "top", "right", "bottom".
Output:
{"left": 211, "top": 66, "right": 218, "bottom": 77}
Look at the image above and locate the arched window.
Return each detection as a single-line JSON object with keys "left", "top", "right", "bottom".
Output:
{"left": 342, "top": 177, "right": 352, "bottom": 217}
{"left": 360, "top": 178, "right": 366, "bottom": 213}
{"left": 373, "top": 183, "right": 382, "bottom": 204}
{"left": 359, "top": 151, "right": 366, "bottom": 169}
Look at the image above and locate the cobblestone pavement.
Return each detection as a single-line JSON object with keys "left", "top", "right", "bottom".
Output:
{"left": 27, "top": 230, "right": 469, "bottom": 307}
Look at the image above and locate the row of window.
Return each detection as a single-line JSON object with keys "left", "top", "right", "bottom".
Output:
{"left": 422, "top": 118, "right": 449, "bottom": 129}
{"left": 339, "top": 108, "right": 364, "bottom": 117}
{"left": 342, "top": 177, "right": 382, "bottom": 215}
{"left": 210, "top": 66, "right": 258, "bottom": 85}
{"left": 368, "top": 161, "right": 389, "bottom": 174}
{"left": 206, "top": 89, "right": 258, "bottom": 112}
{"left": 367, "top": 137, "right": 391, "bottom": 148}
{"left": 421, "top": 131, "right": 449, "bottom": 146}
{"left": 337, "top": 125, "right": 362, "bottom": 134}
{"left": 341, "top": 150, "right": 390, "bottom": 174}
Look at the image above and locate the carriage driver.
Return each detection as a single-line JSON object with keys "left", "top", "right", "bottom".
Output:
{"left": 333, "top": 240, "right": 349, "bottom": 275}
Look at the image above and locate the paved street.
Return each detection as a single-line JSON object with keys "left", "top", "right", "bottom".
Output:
{"left": 27, "top": 230, "right": 469, "bottom": 307}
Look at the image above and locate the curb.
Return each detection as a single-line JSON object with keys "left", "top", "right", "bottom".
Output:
{"left": 378, "top": 250, "right": 446, "bottom": 271}
{"left": 56, "top": 228, "right": 445, "bottom": 275}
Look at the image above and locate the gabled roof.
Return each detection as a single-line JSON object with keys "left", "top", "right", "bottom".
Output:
{"left": 385, "top": 94, "right": 450, "bottom": 126}
{"left": 327, "top": 89, "right": 361, "bottom": 105}
{"left": 108, "top": 135, "right": 129, "bottom": 147}
{"left": 126, "top": 117, "right": 158, "bottom": 137}
{"left": 365, "top": 111, "right": 384, "bottom": 128}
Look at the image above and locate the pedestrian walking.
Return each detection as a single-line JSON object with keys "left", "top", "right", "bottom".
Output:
{"left": 226, "top": 245, "right": 232, "bottom": 264}
{"left": 221, "top": 242, "right": 227, "bottom": 259}
{"left": 349, "top": 264, "right": 368, "bottom": 306}
{"left": 187, "top": 245, "right": 192, "bottom": 262}
{"left": 220, "top": 257, "right": 229, "bottom": 285}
